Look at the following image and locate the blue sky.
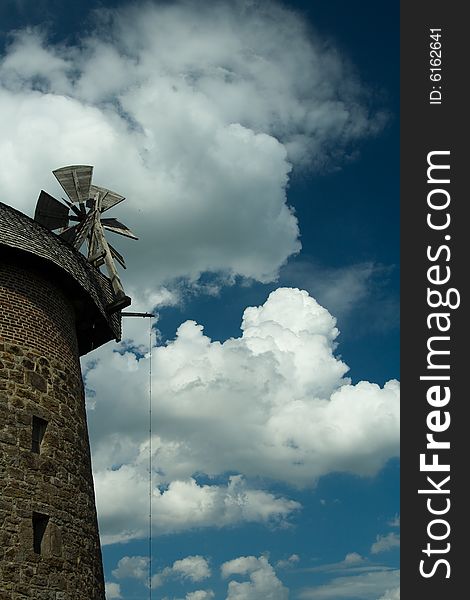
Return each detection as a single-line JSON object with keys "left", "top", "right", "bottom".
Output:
{"left": 0, "top": 1, "right": 399, "bottom": 599}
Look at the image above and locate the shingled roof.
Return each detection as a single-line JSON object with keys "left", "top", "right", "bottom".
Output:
{"left": 0, "top": 201, "right": 122, "bottom": 354}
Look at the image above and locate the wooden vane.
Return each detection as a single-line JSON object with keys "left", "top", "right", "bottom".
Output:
{"left": 34, "top": 165, "right": 137, "bottom": 313}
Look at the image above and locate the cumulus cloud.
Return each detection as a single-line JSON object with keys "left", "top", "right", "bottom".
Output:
{"left": 0, "top": 0, "right": 383, "bottom": 295}
{"left": 104, "top": 581, "right": 122, "bottom": 599}
{"left": 97, "top": 474, "right": 300, "bottom": 545}
{"left": 185, "top": 592, "right": 215, "bottom": 600}
{"left": 112, "top": 555, "right": 148, "bottom": 581}
{"left": 150, "top": 554, "right": 211, "bottom": 588}
{"left": 163, "top": 592, "right": 215, "bottom": 600}
{"left": 113, "top": 553, "right": 211, "bottom": 591}
{"left": 222, "top": 555, "right": 289, "bottom": 600}
{"left": 370, "top": 533, "right": 400, "bottom": 555}
{"left": 299, "top": 569, "right": 400, "bottom": 600}
{"left": 85, "top": 287, "right": 399, "bottom": 542}
{"left": 161, "top": 555, "right": 211, "bottom": 585}
{"left": 344, "top": 553, "right": 364, "bottom": 565}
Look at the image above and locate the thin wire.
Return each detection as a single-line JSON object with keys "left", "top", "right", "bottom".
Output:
{"left": 148, "top": 317, "right": 153, "bottom": 599}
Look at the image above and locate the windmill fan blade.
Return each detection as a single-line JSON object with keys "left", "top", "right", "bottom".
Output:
{"left": 71, "top": 212, "right": 95, "bottom": 250}
{"left": 101, "top": 218, "right": 138, "bottom": 240}
{"left": 90, "top": 185, "right": 125, "bottom": 212}
{"left": 62, "top": 197, "right": 82, "bottom": 217}
{"left": 34, "top": 190, "right": 69, "bottom": 230}
{"left": 53, "top": 165, "right": 93, "bottom": 204}
{"left": 109, "top": 243, "right": 127, "bottom": 269}
{"left": 59, "top": 224, "right": 80, "bottom": 244}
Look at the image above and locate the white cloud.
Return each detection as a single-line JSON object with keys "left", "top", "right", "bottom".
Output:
{"left": 387, "top": 515, "right": 400, "bottom": 528}
{"left": 171, "top": 556, "right": 212, "bottom": 582}
{"left": 104, "top": 581, "right": 122, "bottom": 599}
{"left": 185, "top": 592, "right": 215, "bottom": 600}
{"left": 112, "top": 555, "right": 148, "bottom": 581}
{"left": 299, "top": 569, "right": 400, "bottom": 600}
{"left": 276, "top": 554, "right": 300, "bottom": 569}
{"left": 167, "top": 592, "right": 216, "bottom": 600}
{"left": 150, "top": 555, "right": 211, "bottom": 588}
{"left": 113, "top": 553, "right": 212, "bottom": 592}
{"left": 344, "top": 553, "right": 364, "bottom": 565}
{"left": 0, "top": 0, "right": 382, "bottom": 296}
{"left": 222, "top": 556, "right": 265, "bottom": 579}
{"left": 301, "top": 553, "right": 369, "bottom": 574}
{"left": 377, "top": 587, "right": 400, "bottom": 600}
{"left": 97, "top": 474, "right": 300, "bottom": 545}
{"left": 222, "top": 555, "right": 289, "bottom": 599}
{"left": 89, "top": 287, "right": 398, "bottom": 480}
{"left": 370, "top": 533, "right": 400, "bottom": 555}
{"left": 85, "top": 287, "right": 399, "bottom": 542}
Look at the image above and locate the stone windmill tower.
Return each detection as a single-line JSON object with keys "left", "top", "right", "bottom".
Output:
{"left": 0, "top": 166, "right": 137, "bottom": 598}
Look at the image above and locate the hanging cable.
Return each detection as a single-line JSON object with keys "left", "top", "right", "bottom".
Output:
{"left": 121, "top": 311, "right": 155, "bottom": 597}
{"left": 148, "top": 316, "right": 153, "bottom": 599}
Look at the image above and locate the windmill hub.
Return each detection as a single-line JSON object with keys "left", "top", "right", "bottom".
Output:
{"left": 34, "top": 165, "right": 137, "bottom": 313}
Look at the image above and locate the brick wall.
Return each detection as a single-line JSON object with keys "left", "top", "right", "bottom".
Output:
{"left": 0, "top": 258, "right": 105, "bottom": 599}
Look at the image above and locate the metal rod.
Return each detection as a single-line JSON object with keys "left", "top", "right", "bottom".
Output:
{"left": 121, "top": 312, "right": 155, "bottom": 318}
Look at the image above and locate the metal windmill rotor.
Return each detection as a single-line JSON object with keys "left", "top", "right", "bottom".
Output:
{"left": 34, "top": 165, "right": 137, "bottom": 313}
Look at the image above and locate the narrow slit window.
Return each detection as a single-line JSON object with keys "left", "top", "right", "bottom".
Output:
{"left": 32, "top": 416, "right": 48, "bottom": 454}
{"left": 32, "top": 512, "right": 49, "bottom": 554}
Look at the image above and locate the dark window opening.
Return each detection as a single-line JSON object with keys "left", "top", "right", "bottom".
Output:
{"left": 32, "top": 512, "right": 49, "bottom": 554}
{"left": 32, "top": 416, "right": 48, "bottom": 454}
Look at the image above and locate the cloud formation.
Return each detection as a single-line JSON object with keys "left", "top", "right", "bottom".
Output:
{"left": 113, "top": 553, "right": 211, "bottom": 586}
{"left": 152, "top": 555, "right": 211, "bottom": 588}
{"left": 104, "top": 581, "right": 122, "bottom": 599}
{"left": 169, "top": 556, "right": 212, "bottom": 583}
{"left": 0, "top": 0, "right": 383, "bottom": 296}
{"left": 298, "top": 552, "right": 386, "bottom": 576}
{"left": 2, "top": 3, "right": 398, "bottom": 598}
{"left": 276, "top": 554, "right": 300, "bottom": 570}
{"left": 282, "top": 260, "right": 399, "bottom": 332}
{"left": 111, "top": 554, "right": 214, "bottom": 598}
{"left": 299, "top": 569, "right": 400, "bottom": 600}
{"left": 84, "top": 287, "right": 399, "bottom": 543}
{"left": 111, "top": 553, "right": 288, "bottom": 600}
{"left": 97, "top": 474, "right": 300, "bottom": 545}
{"left": 387, "top": 515, "right": 400, "bottom": 528}
{"left": 222, "top": 555, "right": 289, "bottom": 600}
{"left": 112, "top": 555, "right": 149, "bottom": 581}
{"left": 370, "top": 533, "right": 400, "bottom": 555}
{"left": 184, "top": 592, "right": 215, "bottom": 600}
{"left": 377, "top": 588, "right": 400, "bottom": 600}
{"left": 109, "top": 551, "right": 398, "bottom": 600}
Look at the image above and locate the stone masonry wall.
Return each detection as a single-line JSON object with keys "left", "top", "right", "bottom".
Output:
{"left": 0, "top": 259, "right": 105, "bottom": 599}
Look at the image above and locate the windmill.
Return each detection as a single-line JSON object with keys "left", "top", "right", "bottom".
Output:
{"left": 34, "top": 165, "right": 137, "bottom": 313}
